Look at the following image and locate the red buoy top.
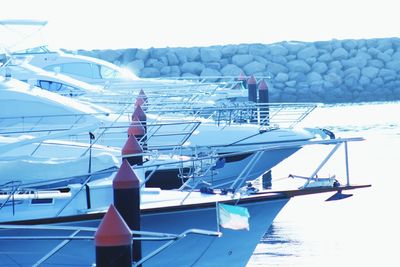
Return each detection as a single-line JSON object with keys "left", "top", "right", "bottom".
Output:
{"left": 128, "top": 120, "right": 145, "bottom": 136}
{"left": 131, "top": 105, "right": 146, "bottom": 122}
{"left": 135, "top": 97, "right": 145, "bottom": 108}
{"left": 95, "top": 204, "right": 132, "bottom": 247}
{"left": 258, "top": 79, "right": 268, "bottom": 90}
{"left": 247, "top": 75, "right": 256, "bottom": 85}
{"left": 113, "top": 159, "right": 140, "bottom": 189}
{"left": 121, "top": 135, "right": 143, "bottom": 156}
{"left": 139, "top": 89, "right": 147, "bottom": 101}
{"left": 238, "top": 72, "right": 245, "bottom": 81}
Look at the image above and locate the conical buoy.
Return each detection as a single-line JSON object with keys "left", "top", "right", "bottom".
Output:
{"left": 258, "top": 79, "right": 270, "bottom": 126}
{"left": 121, "top": 135, "right": 143, "bottom": 166}
{"left": 135, "top": 89, "right": 148, "bottom": 110}
{"left": 113, "top": 159, "right": 142, "bottom": 264}
{"left": 128, "top": 120, "right": 145, "bottom": 137}
{"left": 237, "top": 72, "right": 247, "bottom": 89}
{"left": 247, "top": 75, "right": 257, "bottom": 102}
{"left": 132, "top": 104, "right": 146, "bottom": 123}
{"left": 95, "top": 204, "right": 132, "bottom": 267}
{"left": 113, "top": 159, "right": 140, "bottom": 189}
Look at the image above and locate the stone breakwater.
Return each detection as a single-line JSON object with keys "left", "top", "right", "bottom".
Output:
{"left": 78, "top": 38, "right": 400, "bottom": 103}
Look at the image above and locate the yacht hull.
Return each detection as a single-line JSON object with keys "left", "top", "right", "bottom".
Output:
{"left": 0, "top": 197, "right": 289, "bottom": 267}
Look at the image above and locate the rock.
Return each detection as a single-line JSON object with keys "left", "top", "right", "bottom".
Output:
{"left": 220, "top": 64, "right": 243, "bottom": 77}
{"left": 289, "top": 72, "right": 307, "bottom": 82}
{"left": 367, "top": 48, "right": 380, "bottom": 57}
{"left": 344, "top": 67, "right": 361, "bottom": 80}
{"left": 307, "top": 72, "right": 323, "bottom": 84}
{"left": 368, "top": 59, "right": 384, "bottom": 68}
{"left": 221, "top": 45, "right": 237, "bottom": 57}
{"left": 127, "top": 59, "right": 144, "bottom": 74}
{"left": 314, "top": 41, "right": 332, "bottom": 52}
{"left": 99, "top": 49, "right": 122, "bottom": 63}
{"left": 150, "top": 48, "right": 168, "bottom": 58}
{"left": 344, "top": 74, "right": 358, "bottom": 87}
{"left": 220, "top": 58, "right": 229, "bottom": 68}
{"left": 177, "top": 53, "right": 187, "bottom": 64}
{"left": 275, "top": 72, "right": 289, "bottom": 82}
{"left": 283, "top": 41, "right": 307, "bottom": 54}
{"left": 269, "top": 44, "right": 289, "bottom": 56}
{"left": 386, "top": 60, "right": 400, "bottom": 71}
{"left": 376, "top": 52, "right": 391, "bottom": 63}
{"left": 379, "top": 68, "right": 396, "bottom": 81}
{"left": 343, "top": 55, "right": 368, "bottom": 68}
{"left": 181, "top": 62, "right": 204, "bottom": 75}
{"left": 254, "top": 56, "right": 268, "bottom": 65}
{"left": 305, "top": 57, "right": 317, "bottom": 65}
{"left": 372, "top": 77, "right": 384, "bottom": 86}
{"left": 236, "top": 44, "right": 249, "bottom": 54}
{"left": 182, "top": 47, "right": 200, "bottom": 61}
{"left": 135, "top": 49, "right": 150, "bottom": 61}
{"left": 140, "top": 67, "right": 160, "bottom": 78}
{"left": 331, "top": 47, "right": 349, "bottom": 60}
{"left": 271, "top": 55, "right": 287, "bottom": 65}
{"left": 169, "top": 66, "right": 181, "bottom": 77}
{"left": 318, "top": 53, "right": 333, "bottom": 62}
{"left": 249, "top": 44, "right": 268, "bottom": 57}
{"left": 359, "top": 75, "right": 370, "bottom": 86}
{"left": 297, "top": 46, "right": 319, "bottom": 60}
{"left": 181, "top": 73, "right": 198, "bottom": 79}
{"left": 205, "top": 62, "right": 221, "bottom": 70}
{"left": 120, "top": 49, "right": 137, "bottom": 64}
{"left": 159, "top": 56, "right": 168, "bottom": 66}
{"left": 145, "top": 58, "right": 164, "bottom": 69}
{"left": 160, "top": 66, "right": 171, "bottom": 76}
{"left": 287, "top": 60, "right": 311, "bottom": 73}
{"left": 243, "top": 61, "right": 266, "bottom": 75}
{"left": 343, "top": 40, "right": 358, "bottom": 50}
{"left": 361, "top": 66, "right": 379, "bottom": 79}
{"left": 324, "top": 72, "right": 342, "bottom": 87}
{"left": 175, "top": 48, "right": 199, "bottom": 62}
{"left": 312, "top": 62, "right": 328, "bottom": 74}
{"left": 266, "top": 62, "right": 288, "bottom": 75}
{"left": 392, "top": 51, "right": 400, "bottom": 61}
{"left": 329, "top": 61, "right": 343, "bottom": 71}
{"left": 376, "top": 39, "right": 393, "bottom": 52}
{"left": 232, "top": 54, "right": 254, "bottom": 67}
{"left": 166, "top": 52, "right": 179, "bottom": 65}
{"left": 200, "top": 48, "right": 222, "bottom": 62}
{"left": 285, "top": 80, "right": 297, "bottom": 87}
{"left": 200, "top": 68, "right": 221, "bottom": 81}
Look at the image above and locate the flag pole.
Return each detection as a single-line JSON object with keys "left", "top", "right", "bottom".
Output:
{"left": 216, "top": 202, "right": 221, "bottom": 233}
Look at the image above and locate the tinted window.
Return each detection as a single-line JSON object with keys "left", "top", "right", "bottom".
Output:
{"left": 61, "top": 62, "right": 93, "bottom": 78}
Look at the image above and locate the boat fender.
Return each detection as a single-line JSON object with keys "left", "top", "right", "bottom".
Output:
{"left": 221, "top": 188, "right": 234, "bottom": 195}
{"left": 321, "top": 128, "right": 336, "bottom": 139}
{"left": 333, "top": 179, "right": 340, "bottom": 187}
{"left": 200, "top": 186, "right": 215, "bottom": 194}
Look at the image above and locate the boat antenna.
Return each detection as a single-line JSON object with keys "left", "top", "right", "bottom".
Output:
{"left": 88, "top": 132, "right": 95, "bottom": 173}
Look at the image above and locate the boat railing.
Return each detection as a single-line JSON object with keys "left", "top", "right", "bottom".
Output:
{"left": 0, "top": 224, "right": 221, "bottom": 267}
{"left": 0, "top": 112, "right": 108, "bottom": 135}
{"left": 141, "top": 102, "right": 319, "bottom": 128}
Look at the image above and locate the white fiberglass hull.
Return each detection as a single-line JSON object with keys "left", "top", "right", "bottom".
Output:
{"left": 0, "top": 196, "right": 289, "bottom": 267}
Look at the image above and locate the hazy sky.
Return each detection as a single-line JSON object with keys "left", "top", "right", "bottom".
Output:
{"left": 2, "top": 0, "right": 399, "bottom": 50}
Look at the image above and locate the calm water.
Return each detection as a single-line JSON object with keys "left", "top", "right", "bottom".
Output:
{"left": 248, "top": 101, "right": 400, "bottom": 267}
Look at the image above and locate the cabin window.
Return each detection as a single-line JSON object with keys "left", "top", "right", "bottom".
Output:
{"left": 100, "top": 65, "right": 117, "bottom": 79}
{"left": 37, "top": 80, "right": 83, "bottom": 96}
{"left": 61, "top": 63, "right": 93, "bottom": 78}
{"left": 31, "top": 198, "right": 54, "bottom": 205}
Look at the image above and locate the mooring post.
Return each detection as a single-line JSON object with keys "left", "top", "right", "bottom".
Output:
{"left": 95, "top": 204, "right": 132, "bottom": 267}
{"left": 121, "top": 135, "right": 144, "bottom": 166}
{"left": 258, "top": 79, "right": 270, "bottom": 126}
{"left": 113, "top": 159, "right": 142, "bottom": 266}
